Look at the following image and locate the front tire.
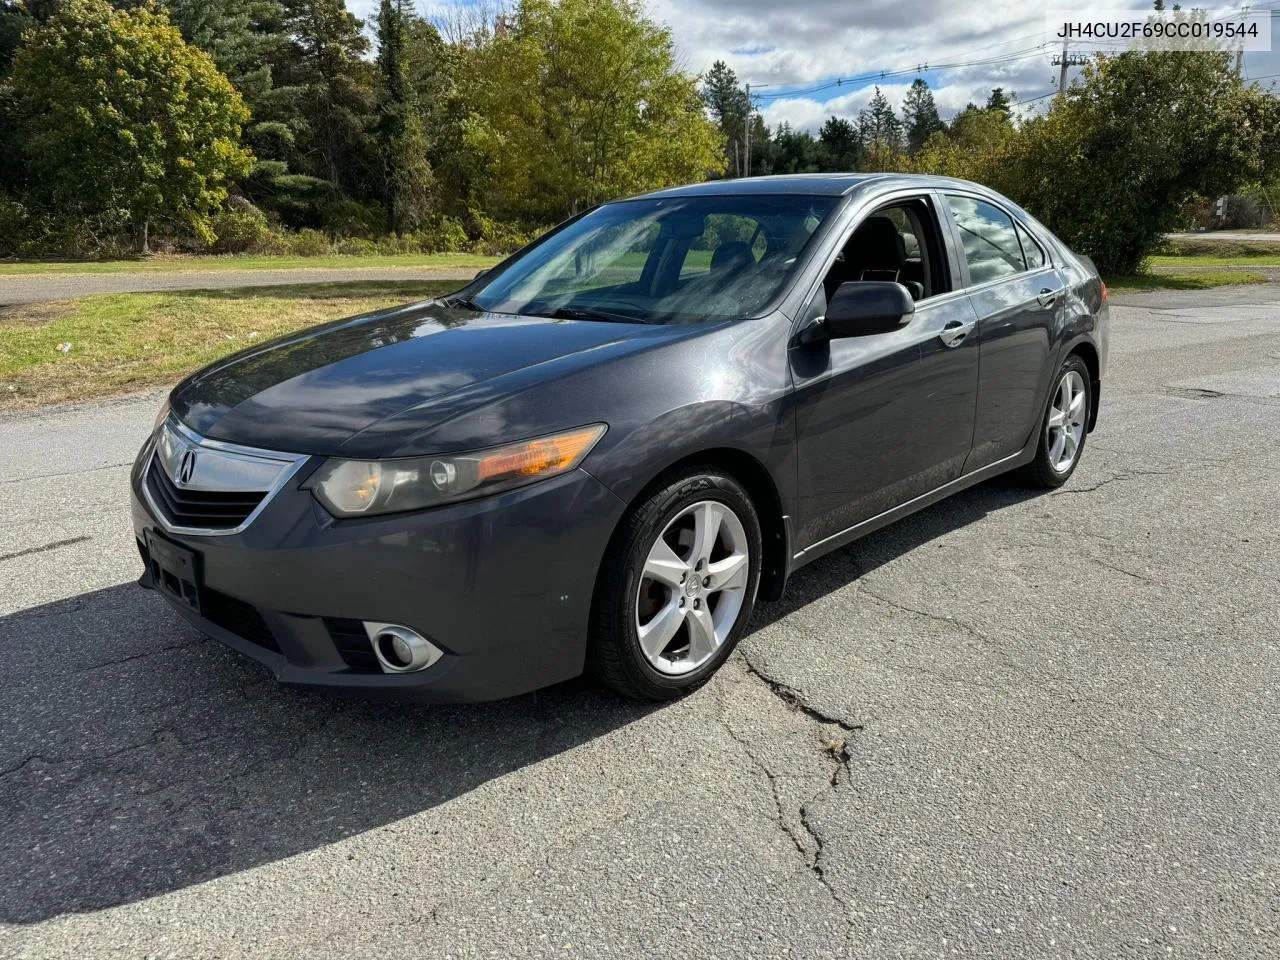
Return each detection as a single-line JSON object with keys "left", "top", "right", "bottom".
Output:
{"left": 588, "top": 468, "right": 762, "bottom": 701}
{"left": 1020, "top": 354, "right": 1092, "bottom": 488}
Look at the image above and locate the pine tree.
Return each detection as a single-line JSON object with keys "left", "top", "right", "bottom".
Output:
{"left": 700, "top": 60, "right": 749, "bottom": 177}
{"left": 278, "top": 0, "right": 375, "bottom": 197}
{"left": 902, "top": 78, "right": 944, "bottom": 154}
{"left": 818, "top": 116, "right": 859, "bottom": 171}
{"left": 985, "top": 87, "right": 1013, "bottom": 116}
{"left": 376, "top": 0, "right": 433, "bottom": 232}
{"left": 858, "top": 86, "right": 902, "bottom": 156}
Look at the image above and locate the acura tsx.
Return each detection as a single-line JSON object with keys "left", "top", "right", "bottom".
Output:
{"left": 131, "top": 174, "right": 1108, "bottom": 701}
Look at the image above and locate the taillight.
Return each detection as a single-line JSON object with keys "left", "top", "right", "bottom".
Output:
{"left": 1100, "top": 280, "right": 1109, "bottom": 303}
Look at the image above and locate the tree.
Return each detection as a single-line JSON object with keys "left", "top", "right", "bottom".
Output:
{"left": 278, "top": 0, "right": 375, "bottom": 197}
{"left": 993, "top": 50, "right": 1280, "bottom": 274}
{"left": 405, "top": 17, "right": 477, "bottom": 218}
{"left": 985, "top": 87, "right": 1013, "bottom": 116}
{"left": 901, "top": 78, "right": 943, "bottom": 154}
{"left": 760, "top": 123, "right": 822, "bottom": 173}
{"left": 701, "top": 59, "right": 749, "bottom": 177}
{"left": 818, "top": 116, "right": 859, "bottom": 170}
{"left": 10, "top": 0, "right": 252, "bottom": 250}
{"left": 375, "top": 0, "right": 434, "bottom": 232}
{"left": 0, "top": 1, "right": 36, "bottom": 74}
{"left": 468, "top": 0, "right": 724, "bottom": 219}
{"left": 948, "top": 103, "right": 1015, "bottom": 147}
{"left": 858, "top": 86, "right": 902, "bottom": 168}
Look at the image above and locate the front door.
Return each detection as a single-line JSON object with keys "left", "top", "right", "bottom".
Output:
{"left": 790, "top": 195, "right": 981, "bottom": 551}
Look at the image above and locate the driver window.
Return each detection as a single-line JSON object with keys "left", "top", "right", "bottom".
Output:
{"left": 945, "top": 195, "right": 1026, "bottom": 285}
{"left": 818, "top": 197, "right": 945, "bottom": 306}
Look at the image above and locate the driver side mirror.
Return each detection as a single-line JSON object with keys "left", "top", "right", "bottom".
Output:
{"left": 800, "top": 281, "right": 915, "bottom": 345}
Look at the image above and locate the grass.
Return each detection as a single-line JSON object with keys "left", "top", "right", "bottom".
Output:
{"left": 0, "top": 279, "right": 461, "bottom": 410}
{"left": 1104, "top": 270, "right": 1268, "bottom": 292}
{"left": 1150, "top": 253, "right": 1280, "bottom": 268}
{"left": 0, "top": 252, "right": 500, "bottom": 276}
{"left": 1163, "top": 238, "right": 1280, "bottom": 258}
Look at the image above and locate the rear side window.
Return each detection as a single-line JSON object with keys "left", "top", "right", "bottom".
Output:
{"left": 1016, "top": 221, "right": 1047, "bottom": 270}
{"left": 945, "top": 195, "right": 1026, "bottom": 285}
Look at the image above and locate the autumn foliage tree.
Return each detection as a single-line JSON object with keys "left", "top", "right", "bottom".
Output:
{"left": 9, "top": 0, "right": 253, "bottom": 251}
{"left": 467, "top": 0, "right": 724, "bottom": 220}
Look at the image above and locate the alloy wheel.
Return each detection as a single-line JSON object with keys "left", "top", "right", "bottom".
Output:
{"left": 635, "top": 500, "right": 750, "bottom": 676}
{"left": 1046, "top": 369, "right": 1087, "bottom": 473}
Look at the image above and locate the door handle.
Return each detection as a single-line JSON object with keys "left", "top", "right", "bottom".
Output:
{"left": 1037, "top": 287, "right": 1061, "bottom": 308}
{"left": 938, "top": 320, "right": 976, "bottom": 348}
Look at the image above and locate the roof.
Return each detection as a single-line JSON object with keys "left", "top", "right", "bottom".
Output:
{"left": 633, "top": 172, "right": 985, "bottom": 200}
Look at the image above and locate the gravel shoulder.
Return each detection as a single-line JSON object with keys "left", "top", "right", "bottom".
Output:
{"left": 0, "top": 266, "right": 478, "bottom": 306}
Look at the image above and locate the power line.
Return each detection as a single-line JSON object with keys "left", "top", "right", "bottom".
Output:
{"left": 753, "top": 45, "right": 1052, "bottom": 102}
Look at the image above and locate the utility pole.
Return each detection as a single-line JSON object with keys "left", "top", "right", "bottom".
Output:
{"left": 1236, "top": 4, "right": 1249, "bottom": 77}
{"left": 1053, "top": 39, "right": 1089, "bottom": 95}
{"left": 744, "top": 83, "right": 751, "bottom": 178}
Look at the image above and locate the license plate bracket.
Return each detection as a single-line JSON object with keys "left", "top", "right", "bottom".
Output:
{"left": 146, "top": 530, "right": 202, "bottom": 615}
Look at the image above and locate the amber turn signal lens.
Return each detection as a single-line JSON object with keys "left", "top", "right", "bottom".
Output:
{"left": 476, "top": 427, "right": 606, "bottom": 483}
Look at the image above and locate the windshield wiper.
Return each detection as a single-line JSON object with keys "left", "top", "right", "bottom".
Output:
{"left": 545, "top": 306, "right": 650, "bottom": 325}
{"left": 443, "top": 295, "right": 485, "bottom": 312}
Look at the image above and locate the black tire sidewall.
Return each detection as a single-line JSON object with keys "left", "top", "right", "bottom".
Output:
{"left": 593, "top": 470, "right": 762, "bottom": 699}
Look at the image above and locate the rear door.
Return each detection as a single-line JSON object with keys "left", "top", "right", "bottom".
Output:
{"left": 941, "top": 193, "right": 1065, "bottom": 471}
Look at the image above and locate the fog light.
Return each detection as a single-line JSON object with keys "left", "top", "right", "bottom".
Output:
{"left": 363, "top": 622, "right": 443, "bottom": 674}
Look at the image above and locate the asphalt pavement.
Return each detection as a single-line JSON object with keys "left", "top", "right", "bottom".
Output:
{"left": 1, "top": 285, "right": 1278, "bottom": 959}
{"left": 0, "top": 266, "right": 479, "bottom": 306}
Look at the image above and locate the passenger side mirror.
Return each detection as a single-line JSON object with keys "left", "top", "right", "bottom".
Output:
{"left": 822, "top": 281, "right": 915, "bottom": 339}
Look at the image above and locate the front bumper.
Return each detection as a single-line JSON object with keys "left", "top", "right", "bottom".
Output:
{"left": 130, "top": 441, "right": 626, "bottom": 702}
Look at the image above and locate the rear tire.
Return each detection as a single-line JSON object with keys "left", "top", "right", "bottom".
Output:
{"left": 1019, "top": 354, "right": 1092, "bottom": 489}
{"left": 588, "top": 468, "right": 762, "bottom": 701}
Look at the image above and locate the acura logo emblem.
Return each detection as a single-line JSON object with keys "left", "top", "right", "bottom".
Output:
{"left": 177, "top": 449, "right": 197, "bottom": 486}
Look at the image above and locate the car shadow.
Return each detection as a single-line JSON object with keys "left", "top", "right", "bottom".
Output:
{"left": 0, "top": 476, "right": 1039, "bottom": 924}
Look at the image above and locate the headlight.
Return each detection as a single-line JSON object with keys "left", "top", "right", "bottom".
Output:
{"left": 153, "top": 399, "right": 172, "bottom": 432}
{"left": 307, "top": 424, "right": 607, "bottom": 517}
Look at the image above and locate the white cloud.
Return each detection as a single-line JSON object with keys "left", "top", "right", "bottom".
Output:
{"left": 348, "top": 0, "right": 1280, "bottom": 132}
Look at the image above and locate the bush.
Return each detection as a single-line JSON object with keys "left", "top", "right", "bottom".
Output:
{"left": 322, "top": 199, "right": 386, "bottom": 238}
{"left": 209, "top": 201, "right": 272, "bottom": 254}
{"left": 0, "top": 197, "right": 29, "bottom": 257}
{"left": 287, "top": 228, "right": 332, "bottom": 257}
{"left": 434, "top": 217, "right": 471, "bottom": 253}
{"left": 334, "top": 237, "right": 378, "bottom": 256}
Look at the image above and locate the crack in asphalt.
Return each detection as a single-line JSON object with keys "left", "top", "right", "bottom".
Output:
{"left": 1051, "top": 468, "right": 1175, "bottom": 497}
{"left": 0, "top": 460, "right": 133, "bottom": 485}
{"left": 72, "top": 638, "right": 206, "bottom": 674}
{"left": 723, "top": 655, "right": 866, "bottom": 932}
{"left": 0, "top": 535, "right": 91, "bottom": 562}
{"left": 739, "top": 657, "right": 860, "bottom": 734}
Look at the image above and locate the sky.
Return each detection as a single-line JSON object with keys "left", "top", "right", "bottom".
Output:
{"left": 350, "top": 0, "right": 1280, "bottom": 132}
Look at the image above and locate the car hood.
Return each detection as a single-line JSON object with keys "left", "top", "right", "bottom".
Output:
{"left": 171, "top": 300, "right": 696, "bottom": 456}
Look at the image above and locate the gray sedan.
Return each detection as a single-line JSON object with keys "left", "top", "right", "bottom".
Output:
{"left": 131, "top": 173, "right": 1108, "bottom": 701}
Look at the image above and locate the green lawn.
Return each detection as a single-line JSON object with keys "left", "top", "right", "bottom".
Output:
{"left": 0, "top": 252, "right": 500, "bottom": 276}
{"left": 1149, "top": 253, "right": 1280, "bottom": 268}
{"left": 0, "top": 279, "right": 459, "bottom": 409}
{"left": 1105, "top": 270, "right": 1268, "bottom": 292}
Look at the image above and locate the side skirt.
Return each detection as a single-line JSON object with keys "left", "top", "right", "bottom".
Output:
{"left": 787, "top": 445, "right": 1034, "bottom": 573}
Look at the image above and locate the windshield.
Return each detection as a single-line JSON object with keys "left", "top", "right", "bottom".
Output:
{"left": 466, "top": 195, "right": 839, "bottom": 325}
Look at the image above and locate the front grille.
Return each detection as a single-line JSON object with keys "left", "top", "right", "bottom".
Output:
{"left": 204, "top": 588, "right": 282, "bottom": 655}
{"left": 146, "top": 458, "right": 266, "bottom": 530}
{"left": 325, "top": 618, "right": 382, "bottom": 673}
